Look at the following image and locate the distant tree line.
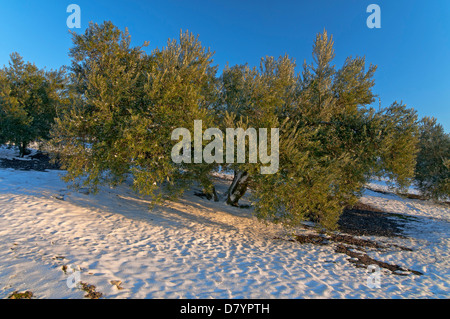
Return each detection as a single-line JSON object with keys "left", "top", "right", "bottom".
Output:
{"left": 0, "top": 21, "right": 448, "bottom": 230}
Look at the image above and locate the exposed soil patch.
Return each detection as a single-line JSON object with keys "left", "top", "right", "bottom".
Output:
{"left": 194, "top": 190, "right": 253, "bottom": 209}
{"left": 7, "top": 290, "right": 33, "bottom": 299}
{"left": 52, "top": 255, "right": 66, "bottom": 260}
{"left": 287, "top": 233, "right": 328, "bottom": 245}
{"left": 194, "top": 191, "right": 215, "bottom": 200}
{"left": 61, "top": 265, "right": 69, "bottom": 274}
{"left": 80, "top": 282, "right": 103, "bottom": 299}
{"left": 335, "top": 244, "right": 423, "bottom": 276}
{"left": 276, "top": 202, "right": 423, "bottom": 277}
{"left": 110, "top": 280, "right": 124, "bottom": 290}
{"left": 0, "top": 152, "right": 60, "bottom": 171}
{"left": 280, "top": 233, "right": 411, "bottom": 251}
{"left": 281, "top": 229, "right": 422, "bottom": 276}
{"left": 338, "top": 202, "right": 410, "bottom": 237}
{"left": 283, "top": 233, "right": 421, "bottom": 276}
{"left": 328, "top": 234, "right": 391, "bottom": 250}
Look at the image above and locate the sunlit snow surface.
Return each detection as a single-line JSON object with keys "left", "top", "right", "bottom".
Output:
{"left": 0, "top": 146, "right": 448, "bottom": 298}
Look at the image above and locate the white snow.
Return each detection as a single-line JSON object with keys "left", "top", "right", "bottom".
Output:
{"left": 0, "top": 147, "right": 449, "bottom": 299}
{"left": 0, "top": 144, "right": 39, "bottom": 161}
{"left": 366, "top": 177, "right": 422, "bottom": 196}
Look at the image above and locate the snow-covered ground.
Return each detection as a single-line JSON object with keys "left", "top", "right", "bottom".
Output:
{"left": 0, "top": 147, "right": 449, "bottom": 299}
{"left": 0, "top": 144, "right": 39, "bottom": 160}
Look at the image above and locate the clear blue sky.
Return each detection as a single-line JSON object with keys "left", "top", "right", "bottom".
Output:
{"left": 1, "top": 0, "right": 449, "bottom": 131}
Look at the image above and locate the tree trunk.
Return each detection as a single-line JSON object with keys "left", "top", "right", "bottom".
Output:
{"left": 19, "top": 141, "right": 27, "bottom": 158}
{"left": 225, "top": 170, "right": 250, "bottom": 206}
{"left": 203, "top": 185, "right": 219, "bottom": 202}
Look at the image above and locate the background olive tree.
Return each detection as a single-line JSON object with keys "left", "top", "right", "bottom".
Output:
{"left": 0, "top": 53, "right": 66, "bottom": 156}
{"left": 415, "top": 117, "right": 449, "bottom": 200}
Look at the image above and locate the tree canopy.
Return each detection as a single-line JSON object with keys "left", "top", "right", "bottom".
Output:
{"left": 415, "top": 117, "right": 450, "bottom": 200}
{"left": 0, "top": 53, "right": 66, "bottom": 156}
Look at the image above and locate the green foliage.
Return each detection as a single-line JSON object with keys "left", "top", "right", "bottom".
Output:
{"left": 0, "top": 53, "right": 66, "bottom": 156}
{"left": 219, "top": 30, "right": 419, "bottom": 230}
{"left": 372, "top": 103, "right": 419, "bottom": 190}
{"left": 51, "top": 22, "right": 218, "bottom": 199}
{"left": 51, "top": 21, "right": 151, "bottom": 191}
{"left": 415, "top": 117, "right": 450, "bottom": 200}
